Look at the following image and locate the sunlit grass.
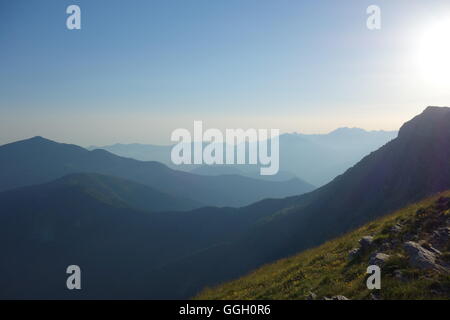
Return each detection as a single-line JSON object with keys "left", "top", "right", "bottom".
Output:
{"left": 196, "top": 191, "right": 450, "bottom": 300}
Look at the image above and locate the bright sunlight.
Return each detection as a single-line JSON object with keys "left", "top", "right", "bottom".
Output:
{"left": 416, "top": 18, "right": 450, "bottom": 88}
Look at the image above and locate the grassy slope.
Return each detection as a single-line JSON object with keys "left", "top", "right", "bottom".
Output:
{"left": 197, "top": 191, "right": 450, "bottom": 300}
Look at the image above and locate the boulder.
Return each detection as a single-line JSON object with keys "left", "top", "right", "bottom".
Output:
{"left": 369, "top": 253, "right": 390, "bottom": 267}
{"left": 403, "top": 241, "right": 440, "bottom": 271}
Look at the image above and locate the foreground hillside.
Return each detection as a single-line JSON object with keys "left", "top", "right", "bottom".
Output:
{"left": 197, "top": 192, "right": 450, "bottom": 300}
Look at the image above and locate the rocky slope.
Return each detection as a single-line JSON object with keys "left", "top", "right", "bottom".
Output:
{"left": 197, "top": 192, "right": 450, "bottom": 300}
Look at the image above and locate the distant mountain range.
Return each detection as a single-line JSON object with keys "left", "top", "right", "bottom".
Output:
{"left": 91, "top": 128, "right": 397, "bottom": 186}
{"left": 278, "top": 128, "right": 398, "bottom": 186}
{"left": 0, "top": 137, "right": 314, "bottom": 208}
{"left": 0, "top": 106, "right": 448, "bottom": 299}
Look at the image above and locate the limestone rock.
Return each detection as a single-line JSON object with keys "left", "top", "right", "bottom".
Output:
{"left": 403, "top": 241, "right": 440, "bottom": 271}
{"left": 369, "top": 252, "right": 390, "bottom": 267}
{"left": 430, "top": 227, "right": 450, "bottom": 250}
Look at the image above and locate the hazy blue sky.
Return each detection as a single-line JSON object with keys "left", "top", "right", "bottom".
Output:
{"left": 1, "top": 0, "right": 450, "bottom": 146}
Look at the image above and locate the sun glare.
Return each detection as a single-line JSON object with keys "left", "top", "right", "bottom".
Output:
{"left": 416, "top": 18, "right": 450, "bottom": 88}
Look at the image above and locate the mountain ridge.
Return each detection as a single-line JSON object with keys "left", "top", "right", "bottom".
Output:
{"left": 7, "top": 172, "right": 203, "bottom": 212}
{"left": 0, "top": 137, "right": 314, "bottom": 207}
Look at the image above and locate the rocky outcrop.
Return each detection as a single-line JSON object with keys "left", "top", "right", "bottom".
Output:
{"left": 369, "top": 252, "right": 390, "bottom": 267}
{"left": 403, "top": 241, "right": 446, "bottom": 272}
{"left": 430, "top": 227, "right": 450, "bottom": 250}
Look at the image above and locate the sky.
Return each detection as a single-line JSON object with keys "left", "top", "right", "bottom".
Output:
{"left": 1, "top": 0, "right": 450, "bottom": 146}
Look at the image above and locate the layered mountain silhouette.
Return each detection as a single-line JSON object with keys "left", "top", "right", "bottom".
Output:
{"left": 0, "top": 137, "right": 314, "bottom": 208}
{"left": 0, "top": 106, "right": 448, "bottom": 299}
{"left": 93, "top": 128, "right": 397, "bottom": 186}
